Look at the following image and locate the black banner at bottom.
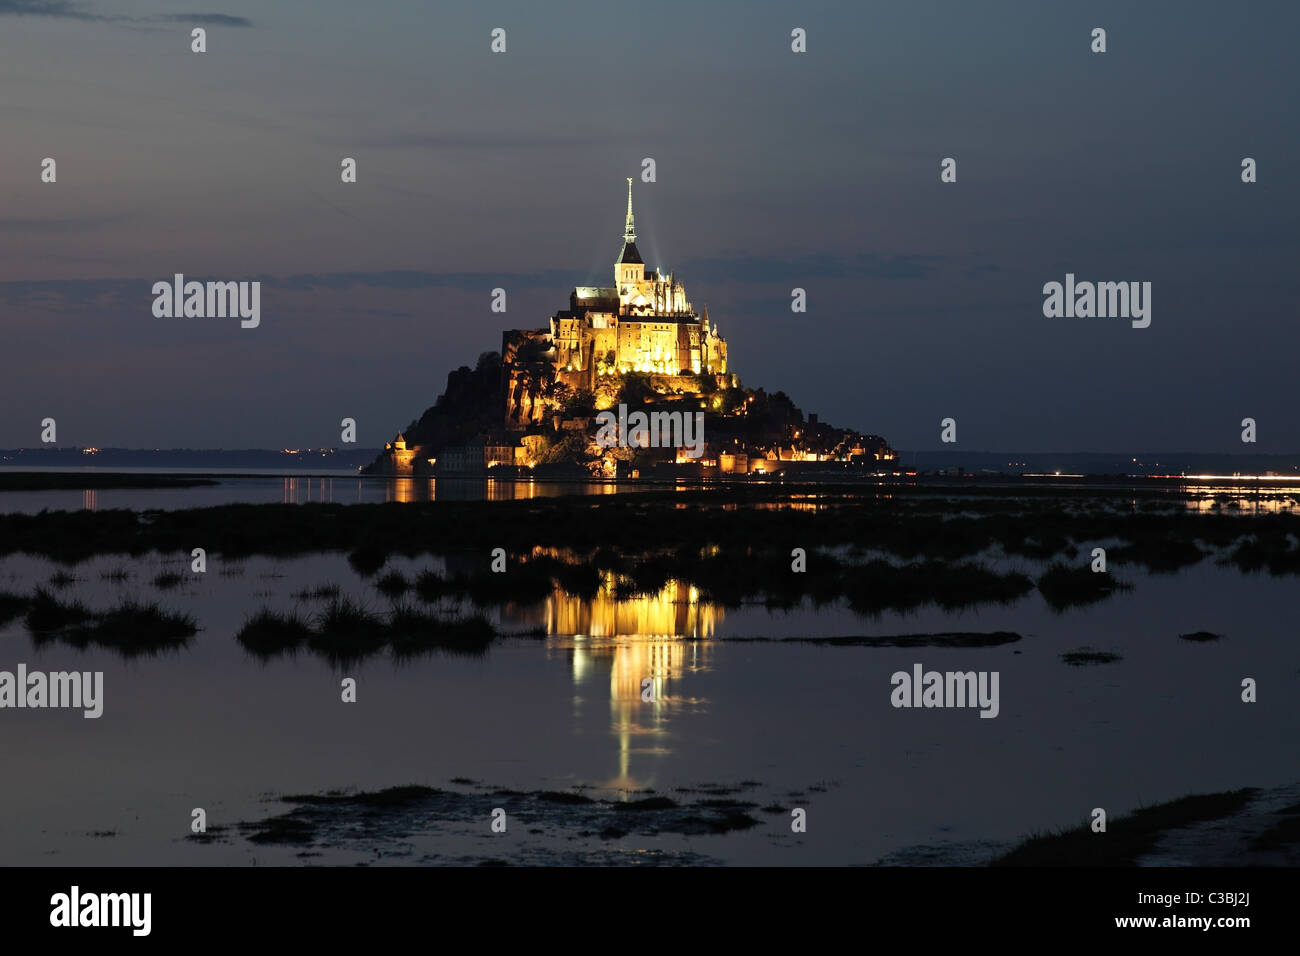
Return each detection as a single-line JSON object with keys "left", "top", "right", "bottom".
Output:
{"left": 0, "top": 866, "right": 1276, "bottom": 943}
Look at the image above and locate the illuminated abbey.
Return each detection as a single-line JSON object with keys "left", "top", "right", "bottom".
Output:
{"left": 546, "top": 179, "right": 727, "bottom": 388}
{"left": 369, "top": 177, "right": 895, "bottom": 477}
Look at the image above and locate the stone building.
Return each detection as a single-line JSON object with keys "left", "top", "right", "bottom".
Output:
{"left": 548, "top": 179, "right": 727, "bottom": 389}
{"left": 437, "top": 434, "right": 529, "bottom": 475}
{"left": 381, "top": 433, "right": 417, "bottom": 475}
{"left": 503, "top": 180, "right": 731, "bottom": 426}
{"left": 371, "top": 179, "right": 750, "bottom": 473}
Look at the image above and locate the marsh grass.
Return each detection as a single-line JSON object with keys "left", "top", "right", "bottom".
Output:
{"left": 236, "top": 608, "right": 313, "bottom": 657}
{"left": 1221, "top": 531, "right": 1300, "bottom": 575}
{"left": 1251, "top": 806, "right": 1300, "bottom": 852}
{"left": 93, "top": 600, "right": 197, "bottom": 653}
{"left": 387, "top": 603, "right": 495, "bottom": 658}
{"left": 1061, "top": 648, "right": 1123, "bottom": 666}
{"left": 291, "top": 583, "right": 341, "bottom": 601}
{"left": 25, "top": 587, "right": 93, "bottom": 635}
{"left": 0, "top": 487, "right": 1289, "bottom": 579}
{"left": 0, "top": 590, "right": 32, "bottom": 627}
{"left": 992, "top": 789, "right": 1258, "bottom": 866}
{"left": 1037, "top": 563, "right": 1133, "bottom": 612}
{"left": 374, "top": 570, "right": 409, "bottom": 598}
{"left": 24, "top": 588, "right": 195, "bottom": 655}
{"left": 309, "top": 598, "right": 386, "bottom": 659}
{"left": 346, "top": 546, "right": 388, "bottom": 578}
{"left": 0, "top": 487, "right": 1292, "bottom": 644}
{"left": 236, "top": 600, "right": 498, "bottom": 662}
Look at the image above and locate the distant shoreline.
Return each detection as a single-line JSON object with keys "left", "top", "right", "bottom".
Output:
{"left": 0, "top": 467, "right": 360, "bottom": 480}
{"left": 0, "top": 473, "right": 220, "bottom": 491}
{"left": 3, "top": 448, "right": 1297, "bottom": 481}
{"left": 0, "top": 469, "right": 1299, "bottom": 492}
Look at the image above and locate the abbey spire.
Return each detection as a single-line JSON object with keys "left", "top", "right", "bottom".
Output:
{"left": 514, "top": 175, "right": 728, "bottom": 401}
{"left": 616, "top": 178, "right": 643, "bottom": 276}
{"left": 624, "top": 177, "right": 636, "bottom": 244}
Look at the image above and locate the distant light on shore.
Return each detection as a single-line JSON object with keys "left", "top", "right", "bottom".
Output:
{"left": 1164, "top": 474, "right": 1300, "bottom": 483}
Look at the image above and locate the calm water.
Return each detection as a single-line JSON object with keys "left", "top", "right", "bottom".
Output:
{"left": 0, "top": 474, "right": 1296, "bottom": 515}
{"left": 0, "top": 476, "right": 644, "bottom": 514}
{"left": 0, "top": 544, "right": 1293, "bottom": 865}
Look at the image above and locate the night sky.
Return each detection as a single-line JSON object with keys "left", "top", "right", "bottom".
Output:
{"left": 2, "top": 0, "right": 1296, "bottom": 452}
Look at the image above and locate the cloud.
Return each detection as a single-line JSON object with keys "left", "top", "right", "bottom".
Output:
{"left": 0, "top": 215, "right": 126, "bottom": 234}
{"left": 0, "top": 255, "right": 947, "bottom": 313}
{"left": 303, "top": 188, "right": 362, "bottom": 223}
{"left": 680, "top": 253, "right": 943, "bottom": 283}
{"left": 0, "top": 276, "right": 136, "bottom": 308}
{"left": 0, "top": 270, "right": 577, "bottom": 310}
{"left": 0, "top": 0, "right": 100, "bottom": 20}
{"left": 0, "top": 2, "right": 252, "bottom": 27}
{"left": 321, "top": 130, "right": 602, "bottom": 151}
{"left": 259, "top": 270, "right": 576, "bottom": 293}
{"left": 159, "top": 13, "right": 251, "bottom": 27}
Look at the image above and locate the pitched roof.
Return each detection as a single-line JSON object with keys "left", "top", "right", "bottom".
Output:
{"left": 617, "top": 240, "right": 643, "bottom": 265}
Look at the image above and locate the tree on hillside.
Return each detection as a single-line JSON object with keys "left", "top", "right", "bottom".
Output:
{"left": 617, "top": 371, "right": 655, "bottom": 407}
{"left": 561, "top": 389, "right": 596, "bottom": 418}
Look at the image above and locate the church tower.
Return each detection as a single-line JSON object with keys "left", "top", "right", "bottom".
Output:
{"left": 616, "top": 178, "right": 645, "bottom": 290}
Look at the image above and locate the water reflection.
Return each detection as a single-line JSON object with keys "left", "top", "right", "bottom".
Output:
{"left": 0, "top": 475, "right": 678, "bottom": 517}
{"left": 546, "top": 576, "right": 718, "bottom": 639}
{"left": 277, "top": 476, "right": 612, "bottom": 504}
{"left": 281, "top": 477, "right": 337, "bottom": 504}
{"left": 576, "top": 636, "right": 713, "bottom": 791}
{"left": 529, "top": 576, "right": 719, "bottom": 791}
{"left": 1182, "top": 486, "right": 1298, "bottom": 515}
{"left": 379, "top": 478, "right": 620, "bottom": 503}
{"left": 385, "top": 478, "right": 418, "bottom": 503}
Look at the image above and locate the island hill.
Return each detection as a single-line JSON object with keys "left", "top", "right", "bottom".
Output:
{"left": 366, "top": 180, "right": 895, "bottom": 479}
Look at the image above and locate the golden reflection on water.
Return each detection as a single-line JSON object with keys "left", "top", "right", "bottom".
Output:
{"left": 282, "top": 477, "right": 337, "bottom": 503}
{"left": 374, "top": 478, "right": 622, "bottom": 503}
{"left": 533, "top": 575, "right": 719, "bottom": 792}
{"left": 487, "top": 479, "right": 538, "bottom": 501}
{"left": 546, "top": 575, "right": 718, "bottom": 639}
{"left": 1182, "top": 486, "right": 1298, "bottom": 514}
{"left": 569, "top": 634, "right": 714, "bottom": 792}
{"left": 379, "top": 477, "right": 549, "bottom": 503}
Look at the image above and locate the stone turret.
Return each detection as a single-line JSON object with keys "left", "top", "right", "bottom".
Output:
{"left": 382, "top": 432, "right": 416, "bottom": 475}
